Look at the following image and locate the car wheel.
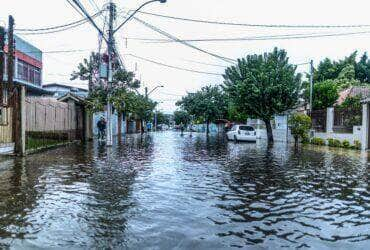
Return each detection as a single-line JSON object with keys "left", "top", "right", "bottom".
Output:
{"left": 234, "top": 135, "right": 238, "bottom": 143}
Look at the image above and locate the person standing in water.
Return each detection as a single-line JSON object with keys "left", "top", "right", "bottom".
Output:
{"left": 97, "top": 117, "right": 107, "bottom": 140}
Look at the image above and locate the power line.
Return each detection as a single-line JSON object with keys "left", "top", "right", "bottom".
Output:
{"left": 16, "top": 20, "right": 90, "bottom": 35}
{"left": 65, "top": 0, "right": 86, "bottom": 18}
{"left": 121, "top": 30, "right": 370, "bottom": 43}
{"left": 69, "top": 0, "right": 107, "bottom": 41}
{"left": 23, "top": 48, "right": 94, "bottom": 54}
{"left": 15, "top": 11, "right": 102, "bottom": 32}
{"left": 180, "top": 59, "right": 227, "bottom": 68}
{"left": 132, "top": 16, "right": 236, "bottom": 63}
{"left": 126, "top": 53, "right": 223, "bottom": 76}
{"left": 137, "top": 10, "right": 370, "bottom": 29}
{"left": 158, "top": 91, "right": 184, "bottom": 97}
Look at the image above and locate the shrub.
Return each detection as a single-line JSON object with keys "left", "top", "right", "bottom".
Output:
{"left": 311, "top": 137, "right": 326, "bottom": 145}
{"left": 327, "top": 138, "right": 341, "bottom": 147}
{"left": 288, "top": 113, "right": 312, "bottom": 146}
{"left": 353, "top": 140, "right": 362, "bottom": 150}
{"left": 301, "top": 134, "right": 310, "bottom": 144}
{"left": 342, "top": 140, "right": 351, "bottom": 148}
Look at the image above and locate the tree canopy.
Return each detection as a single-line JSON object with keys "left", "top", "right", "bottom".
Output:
{"left": 176, "top": 85, "right": 227, "bottom": 133}
{"left": 174, "top": 110, "right": 190, "bottom": 125}
{"left": 314, "top": 51, "right": 370, "bottom": 84}
{"left": 223, "top": 47, "right": 301, "bottom": 142}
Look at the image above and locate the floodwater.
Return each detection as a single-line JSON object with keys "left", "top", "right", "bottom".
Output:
{"left": 0, "top": 131, "right": 369, "bottom": 249}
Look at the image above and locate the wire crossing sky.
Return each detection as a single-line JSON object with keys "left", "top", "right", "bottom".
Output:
{"left": 2, "top": 0, "right": 370, "bottom": 112}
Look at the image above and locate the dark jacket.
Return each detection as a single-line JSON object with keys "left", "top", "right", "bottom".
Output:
{"left": 97, "top": 120, "right": 106, "bottom": 131}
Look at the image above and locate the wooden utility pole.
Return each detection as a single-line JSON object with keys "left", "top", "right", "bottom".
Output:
{"left": 7, "top": 16, "right": 14, "bottom": 89}
{"left": 0, "top": 26, "right": 5, "bottom": 104}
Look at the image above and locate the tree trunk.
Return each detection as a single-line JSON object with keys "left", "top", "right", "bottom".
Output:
{"left": 117, "top": 112, "right": 122, "bottom": 139}
{"left": 206, "top": 120, "right": 210, "bottom": 135}
{"left": 264, "top": 119, "right": 274, "bottom": 143}
{"left": 141, "top": 120, "right": 144, "bottom": 134}
{"left": 294, "top": 135, "right": 299, "bottom": 148}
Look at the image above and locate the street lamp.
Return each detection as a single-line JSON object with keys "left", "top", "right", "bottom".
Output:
{"left": 106, "top": 0, "right": 166, "bottom": 146}
{"left": 114, "top": 0, "right": 167, "bottom": 34}
{"left": 145, "top": 85, "right": 164, "bottom": 98}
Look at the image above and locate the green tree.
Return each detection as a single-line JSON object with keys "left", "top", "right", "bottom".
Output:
{"left": 288, "top": 113, "right": 311, "bottom": 147}
{"left": 155, "top": 111, "right": 171, "bottom": 126}
{"left": 355, "top": 52, "right": 370, "bottom": 83}
{"left": 176, "top": 85, "right": 228, "bottom": 134}
{"left": 134, "top": 95, "right": 157, "bottom": 133}
{"left": 174, "top": 110, "right": 190, "bottom": 125}
{"left": 227, "top": 102, "right": 248, "bottom": 123}
{"left": 309, "top": 80, "right": 339, "bottom": 110}
{"left": 71, "top": 52, "right": 102, "bottom": 90}
{"left": 314, "top": 51, "right": 357, "bottom": 82}
{"left": 223, "top": 48, "right": 301, "bottom": 143}
{"left": 337, "top": 95, "right": 362, "bottom": 127}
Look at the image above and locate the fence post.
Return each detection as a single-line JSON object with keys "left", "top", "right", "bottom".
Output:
{"left": 361, "top": 102, "right": 369, "bottom": 150}
{"left": 326, "top": 107, "right": 334, "bottom": 133}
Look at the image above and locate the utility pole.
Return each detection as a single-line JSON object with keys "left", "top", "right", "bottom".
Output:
{"left": 0, "top": 26, "right": 5, "bottom": 104}
{"left": 106, "top": 1, "right": 115, "bottom": 146}
{"left": 7, "top": 16, "right": 14, "bottom": 90}
{"left": 309, "top": 59, "right": 314, "bottom": 115}
{"left": 145, "top": 87, "right": 148, "bottom": 99}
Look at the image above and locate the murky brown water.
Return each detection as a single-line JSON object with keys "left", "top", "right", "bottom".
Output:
{"left": 0, "top": 132, "right": 369, "bottom": 249}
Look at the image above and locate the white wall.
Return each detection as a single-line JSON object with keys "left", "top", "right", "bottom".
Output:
{"left": 314, "top": 126, "right": 362, "bottom": 144}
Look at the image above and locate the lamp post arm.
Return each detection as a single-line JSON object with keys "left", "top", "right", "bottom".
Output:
{"left": 147, "top": 85, "right": 163, "bottom": 96}
{"left": 113, "top": 0, "right": 159, "bottom": 34}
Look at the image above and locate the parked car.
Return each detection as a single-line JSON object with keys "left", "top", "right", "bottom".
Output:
{"left": 226, "top": 125, "right": 257, "bottom": 142}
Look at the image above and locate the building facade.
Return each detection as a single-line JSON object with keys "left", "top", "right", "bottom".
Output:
{"left": 2, "top": 32, "right": 49, "bottom": 95}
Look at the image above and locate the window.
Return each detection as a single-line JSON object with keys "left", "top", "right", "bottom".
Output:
{"left": 16, "top": 59, "right": 41, "bottom": 85}
{"left": 239, "top": 126, "right": 255, "bottom": 131}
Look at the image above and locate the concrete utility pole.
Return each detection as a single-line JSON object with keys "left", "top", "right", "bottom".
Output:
{"left": 309, "top": 59, "right": 314, "bottom": 114}
{"left": 106, "top": 1, "right": 115, "bottom": 146}
{"left": 0, "top": 26, "right": 5, "bottom": 104}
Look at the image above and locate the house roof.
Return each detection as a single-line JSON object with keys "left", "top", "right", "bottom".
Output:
{"left": 8, "top": 80, "right": 54, "bottom": 96}
{"left": 337, "top": 86, "right": 370, "bottom": 105}
{"left": 57, "top": 92, "right": 85, "bottom": 104}
{"left": 43, "top": 83, "right": 88, "bottom": 92}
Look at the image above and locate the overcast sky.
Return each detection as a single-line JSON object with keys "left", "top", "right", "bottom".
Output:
{"left": 2, "top": 0, "right": 370, "bottom": 113}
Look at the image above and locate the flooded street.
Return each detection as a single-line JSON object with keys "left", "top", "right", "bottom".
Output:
{"left": 0, "top": 131, "right": 369, "bottom": 249}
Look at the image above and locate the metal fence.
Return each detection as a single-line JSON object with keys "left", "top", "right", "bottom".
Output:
{"left": 25, "top": 97, "right": 83, "bottom": 150}
{"left": 311, "top": 109, "right": 327, "bottom": 132}
{"left": 333, "top": 107, "right": 362, "bottom": 133}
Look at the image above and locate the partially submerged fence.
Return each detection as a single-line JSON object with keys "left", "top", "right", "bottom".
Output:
{"left": 333, "top": 107, "right": 362, "bottom": 133}
{"left": 311, "top": 109, "right": 327, "bottom": 132}
{"left": 25, "top": 97, "right": 84, "bottom": 150}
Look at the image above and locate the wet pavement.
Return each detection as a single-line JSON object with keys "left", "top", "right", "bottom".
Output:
{"left": 0, "top": 131, "right": 369, "bottom": 249}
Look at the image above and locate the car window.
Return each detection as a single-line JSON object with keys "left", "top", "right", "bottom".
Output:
{"left": 231, "top": 126, "right": 237, "bottom": 131}
{"left": 239, "top": 126, "right": 254, "bottom": 131}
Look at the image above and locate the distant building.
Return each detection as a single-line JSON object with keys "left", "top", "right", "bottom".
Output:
{"left": 2, "top": 32, "right": 51, "bottom": 95}
{"left": 42, "top": 83, "right": 88, "bottom": 98}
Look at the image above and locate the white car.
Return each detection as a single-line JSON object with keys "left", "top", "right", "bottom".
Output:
{"left": 227, "top": 125, "right": 257, "bottom": 142}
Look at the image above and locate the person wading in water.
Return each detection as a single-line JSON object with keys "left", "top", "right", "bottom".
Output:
{"left": 97, "top": 117, "right": 107, "bottom": 140}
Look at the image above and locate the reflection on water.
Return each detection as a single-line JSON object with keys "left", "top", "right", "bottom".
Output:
{"left": 0, "top": 132, "right": 369, "bottom": 249}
